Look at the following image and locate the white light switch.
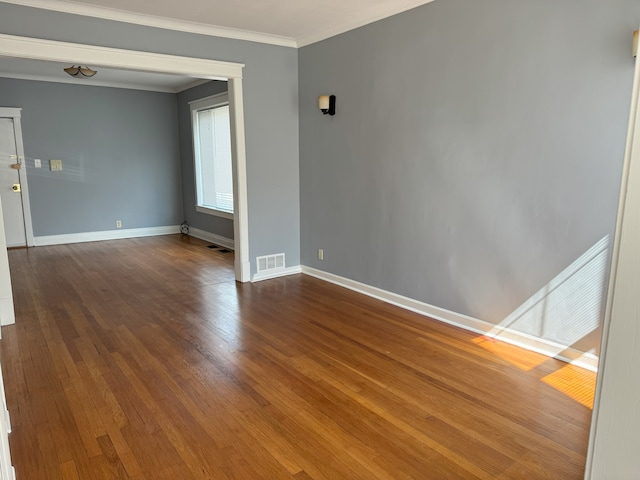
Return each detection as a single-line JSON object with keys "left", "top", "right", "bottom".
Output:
{"left": 50, "top": 159, "right": 62, "bottom": 171}
{"left": 34, "top": 159, "right": 41, "bottom": 168}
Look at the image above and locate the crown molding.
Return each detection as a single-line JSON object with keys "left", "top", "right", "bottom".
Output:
{"left": 297, "top": 0, "right": 435, "bottom": 47}
{"left": 0, "top": 0, "right": 438, "bottom": 49}
{"left": 0, "top": 0, "right": 298, "bottom": 48}
{"left": 175, "top": 78, "right": 211, "bottom": 93}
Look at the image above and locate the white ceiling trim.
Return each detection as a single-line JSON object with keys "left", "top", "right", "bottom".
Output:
{"left": 0, "top": 0, "right": 298, "bottom": 48}
{"left": 0, "top": 34, "right": 244, "bottom": 79}
{"left": 296, "top": 0, "right": 435, "bottom": 47}
{"left": 0, "top": 0, "right": 436, "bottom": 49}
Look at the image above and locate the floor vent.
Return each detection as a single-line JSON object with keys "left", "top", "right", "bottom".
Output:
{"left": 207, "top": 244, "right": 231, "bottom": 253}
{"left": 256, "top": 253, "right": 285, "bottom": 273}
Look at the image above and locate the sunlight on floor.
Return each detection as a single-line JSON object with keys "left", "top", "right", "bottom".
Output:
{"left": 477, "top": 236, "right": 609, "bottom": 373}
{"left": 541, "top": 363, "right": 596, "bottom": 408}
{"left": 471, "top": 335, "right": 596, "bottom": 408}
{"left": 467, "top": 237, "right": 607, "bottom": 408}
{"left": 471, "top": 335, "right": 544, "bottom": 371}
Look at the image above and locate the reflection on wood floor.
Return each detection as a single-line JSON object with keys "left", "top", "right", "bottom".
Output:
{"left": 0, "top": 235, "right": 595, "bottom": 479}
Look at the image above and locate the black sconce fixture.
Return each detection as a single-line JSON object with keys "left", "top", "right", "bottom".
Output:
{"left": 318, "top": 95, "right": 336, "bottom": 116}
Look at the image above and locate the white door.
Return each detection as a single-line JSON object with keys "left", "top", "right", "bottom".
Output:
{"left": 0, "top": 109, "right": 33, "bottom": 248}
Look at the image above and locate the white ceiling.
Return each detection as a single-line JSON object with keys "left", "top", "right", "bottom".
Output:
{"left": 0, "top": 0, "right": 435, "bottom": 91}
{"left": 1, "top": 0, "right": 435, "bottom": 47}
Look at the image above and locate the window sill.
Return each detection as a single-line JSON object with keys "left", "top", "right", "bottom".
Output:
{"left": 195, "top": 205, "right": 234, "bottom": 220}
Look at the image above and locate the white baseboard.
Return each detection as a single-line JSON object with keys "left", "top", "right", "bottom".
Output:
{"left": 252, "top": 266, "right": 302, "bottom": 283}
{"left": 33, "top": 225, "right": 180, "bottom": 246}
{"left": 301, "top": 266, "right": 598, "bottom": 372}
{"left": 188, "top": 227, "right": 235, "bottom": 250}
{"left": 0, "top": 298, "right": 15, "bottom": 328}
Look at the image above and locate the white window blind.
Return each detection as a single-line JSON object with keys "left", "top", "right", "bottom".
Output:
{"left": 191, "top": 94, "right": 234, "bottom": 216}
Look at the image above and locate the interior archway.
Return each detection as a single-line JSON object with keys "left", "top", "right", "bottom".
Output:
{"left": 0, "top": 33, "right": 251, "bottom": 282}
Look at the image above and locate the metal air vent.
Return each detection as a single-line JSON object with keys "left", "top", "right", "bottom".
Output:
{"left": 256, "top": 253, "right": 285, "bottom": 273}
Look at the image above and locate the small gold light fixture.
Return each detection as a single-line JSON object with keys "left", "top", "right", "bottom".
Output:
{"left": 64, "top": 65, "right": 97, "bottom": 78}
{"left": 318, "top": 95, "right": 336, "bottom": 116}
{"left": 633, "top": 30, "right": 638, "bottom": 58}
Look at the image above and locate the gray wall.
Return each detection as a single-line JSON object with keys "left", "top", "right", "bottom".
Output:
{"left": 0, "top": 2, "right": 300, "bottom": 273}
{"left": 177, "top": 80, "right": 234, "bottom": 240}
{"left": 299, "top": 0, "right": 640, "bottom": 349}
{"left": 0, "top": 77, "right": 182, "bottom": 236}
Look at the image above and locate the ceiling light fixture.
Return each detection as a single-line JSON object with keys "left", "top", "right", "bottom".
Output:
{"left": 64, "top": 65, "right": 97, "bottom": 78}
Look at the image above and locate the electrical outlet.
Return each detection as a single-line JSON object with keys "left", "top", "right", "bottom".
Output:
{"left": 318, "top": 248, "right": 324, "bottom": 261}
{"left": 34, "top": 159, "right": 41, "bottom": 168}
{"left": 116, "top": 220, "right": 122, "bottom": 229}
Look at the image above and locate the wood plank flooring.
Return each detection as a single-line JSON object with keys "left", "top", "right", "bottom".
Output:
{"left": 0, "top": 235, "right": 596, "bottom": 479}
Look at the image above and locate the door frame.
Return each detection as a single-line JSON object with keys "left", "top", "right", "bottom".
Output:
{"left": 0, "top": 33, "right": 251, "bottom": 282}
{"left": 584, "top": 28, "right": 640, "bottom": 477}
{"left": 0, "top": 107, "right": 34, "bottom": 247}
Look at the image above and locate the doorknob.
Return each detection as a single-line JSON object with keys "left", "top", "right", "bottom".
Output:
{"left": 12, "top": 184, "right": 21, "bottom": 192}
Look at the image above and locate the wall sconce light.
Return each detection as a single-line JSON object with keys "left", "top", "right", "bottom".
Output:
{"left": 318, "top": 95, "right": 336, "bottom": 116}
{"left": 634, "top": 30, "right": 638, "bottom": 58}
{"left": 64, "top": 65, "right": 97, "bottom": 78}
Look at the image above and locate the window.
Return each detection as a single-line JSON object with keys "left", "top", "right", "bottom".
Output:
{"left": 190, "top": 93, "right": 234, "bottom": 218}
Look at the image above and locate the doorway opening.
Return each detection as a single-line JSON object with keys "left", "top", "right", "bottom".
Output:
{"left": 0, "top": 33, "right": 250, "bottom": 282}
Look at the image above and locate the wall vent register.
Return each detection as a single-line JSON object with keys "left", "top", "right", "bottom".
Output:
{"left": 256, "top": 253, "right": 285, "bottom": 273}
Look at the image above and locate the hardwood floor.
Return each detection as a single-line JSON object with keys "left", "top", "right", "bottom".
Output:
{"left": 0, "top": 235, "right": 595, "bottom": 479}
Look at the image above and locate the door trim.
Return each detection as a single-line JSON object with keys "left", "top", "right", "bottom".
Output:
{"left": 0, "top": 107, "right": 34, "bottom": 247}
{"left": 0, "top": 34, "right": 251, "bottom": 281}
{"left": 584, "top": 28, "right": 640, "bottom": 477}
